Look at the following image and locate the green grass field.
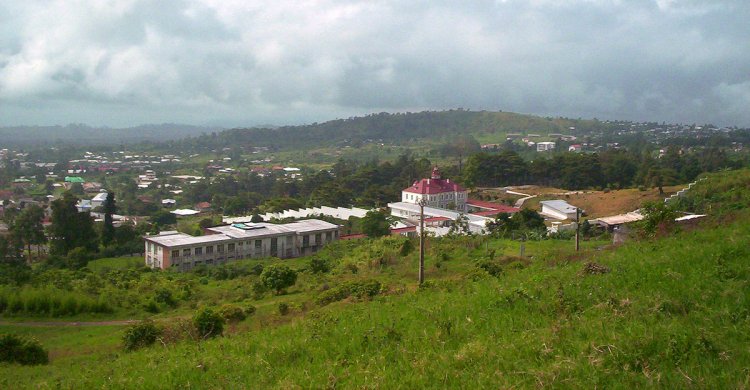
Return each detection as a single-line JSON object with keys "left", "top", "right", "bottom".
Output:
{"left": 2, "top": 215, "right": 749, "bottom": 388}
{"left": 1, "top": 169, "right": 749, "bottom": 388}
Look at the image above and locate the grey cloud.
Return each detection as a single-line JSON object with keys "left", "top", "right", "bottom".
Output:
{"left": 0, "top": 0, "right": 748, "bottom": 127}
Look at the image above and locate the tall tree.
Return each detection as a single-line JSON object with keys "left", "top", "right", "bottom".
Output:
{"left": 101, "top": 192, "right": 116, "bottom": 246}
{"left": 10, "top": 205, "right": 46, "bottom": 264}
{"left": 49, "top": 192, "right": 98, "bottom": 256}
{"left": 360, "top": 209, "right": 393, "bottom": 238}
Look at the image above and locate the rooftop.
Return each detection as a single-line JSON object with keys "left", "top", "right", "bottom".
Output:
{"left": 146, "top": 219, "right": 340, "bottom": 248}
{"left": 403, "top": 167, "right": 466, "bottom": 195}
{"left": 540, "top": 200, "right": 578, "bottom": 214}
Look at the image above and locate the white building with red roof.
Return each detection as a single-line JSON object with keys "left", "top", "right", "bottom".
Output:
{"left": 401, "top": 167, "right": 468, "bottom": 211}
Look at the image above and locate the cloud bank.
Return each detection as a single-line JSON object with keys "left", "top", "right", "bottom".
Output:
{"left": 1, "top": 0, "right": 748, "bottom": 127}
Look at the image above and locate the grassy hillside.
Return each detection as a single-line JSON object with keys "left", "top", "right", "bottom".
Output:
{"left": 2, "top": 220, "right": 749, "bottom": 387}
{"left": 2, "top": 169, "right": 749, "bottom": 388}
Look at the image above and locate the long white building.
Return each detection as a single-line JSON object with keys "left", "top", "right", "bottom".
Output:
{"left": 144, "top": 219, "right": 340, "bottom": 271}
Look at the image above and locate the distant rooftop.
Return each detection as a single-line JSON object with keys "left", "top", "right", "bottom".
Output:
{"left": 146, "top": 219, "right": 340, "bottom": 248}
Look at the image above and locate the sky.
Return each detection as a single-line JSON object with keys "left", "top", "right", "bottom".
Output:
{"left": 1, "top": 0, "right": 749, "bottom": 128}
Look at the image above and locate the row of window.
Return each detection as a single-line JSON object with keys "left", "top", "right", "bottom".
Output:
{"left": 169, "top": 231, "right": 338, "bottom": 259}
{"left": 404, "top": 192, "right": 466, "bottom": 202}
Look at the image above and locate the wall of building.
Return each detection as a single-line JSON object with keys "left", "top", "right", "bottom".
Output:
{"left": 401, "top": 191, "right": 467, "bottom": 211}
{"left": 146, "top": 228, "right": 340, "bottom": 271}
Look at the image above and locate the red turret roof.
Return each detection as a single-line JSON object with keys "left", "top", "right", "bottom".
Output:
{"left": 403, "top": 168, "right": 466, "bottom": 195}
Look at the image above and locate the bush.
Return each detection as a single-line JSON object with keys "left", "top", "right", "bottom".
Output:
{"left": 155, "top": 288, "right": 176, "bottom": 307}
{"left": 219, "top": 304, "right": 247, "bottom": 323}
{"left": 0, "top": 334, "right": 49, "bottom": 365}
{"left": 399, "top": 239, "right": 414, "bottom": 257}
{"left": 193, "top": 307, "right": 225, "bottom": 339}
{"left": 251, "top": 281, "right": 267, "bottom": 300}
{"left": 277, "top": 302, "right": 290, "bottom": 316}
{"left": 142, "top": 298, "right": 160, "bottom": 314}
{"left": 250, "top": 264, "right": 264, "bottom": 276}
{"left": 315, "top": 280, "right": 382, "bottom": 306}
{"left": 259, "top": 264, "right": 298, "bottom": 294}
{"left": 245, "top": 305, "right": 257, "bottom": 316}
{"left": 476, "top": 260, "right": 503, "bottom": 277}
{"left": 309, "top": 256, "right": 331, "bottom": 274}
{"left": 122, "top": 320, "right": 162, "bottom": 351}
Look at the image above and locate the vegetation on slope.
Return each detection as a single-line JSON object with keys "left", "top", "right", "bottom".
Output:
{"left": 2, "top": 213, "right": 749, "bottom": 387}
{"left": 1, "top": 169, "right": 749, "bottom": 388}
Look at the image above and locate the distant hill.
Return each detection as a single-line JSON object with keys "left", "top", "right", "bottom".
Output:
{"left": 0, "top": 123, "right": 225, "bottom": 147}
{"left": 171, "top": 110, "right": 612, "bottom": 151}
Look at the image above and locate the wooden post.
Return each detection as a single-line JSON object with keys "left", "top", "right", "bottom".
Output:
{"left": 576, "top": 207, "right": 581, "bottom": 252}
{"left": 419, "top": 201, "right": 425, "bottom": 285}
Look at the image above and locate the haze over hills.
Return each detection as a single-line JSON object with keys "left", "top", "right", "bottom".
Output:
{"left": 0, "top": 123, "right": 225, "bottom": 147}
{"left": 169, "top": 110, "right": 745, "bottom": 153}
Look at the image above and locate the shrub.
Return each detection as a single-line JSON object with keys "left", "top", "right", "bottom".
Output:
{"left": 476, "top": 260, "right": 503, "bottom": 277}
{"left": 143, "top": 298, "right": 160, "bottom": 314}
{"left": 309, "top": 256, "right": 331, "bottom": 274}
{"left": 193, "top": 307, "right": 225, "bottom": 339}
{"left": 399, "top": 239, "right": 414, "bottom": 257}
{"left": 250, "top": 264, "right": 264, "bottom": 276}
{"left": 0, "top": 334, "right": 49, "bottom": 365}
{"left": 277, "top": 302, "right": 290, "bottom": 316}
{"left": 244, "top": 305, "right": 257, "bottom": 316}
{"left": 122, "top": 320, "right": 162, "bottom": 351}
{"left": 315, "top": 280, "right": 382, "bottom": 306}
{"left": 251, "top": 281, "right": 267, "bottom": 300}
{"left": 155, "top": 288, "right": 177, "bottom": 307}
{"left": 219, "top": 304, "right": 246, "bottom": 323}
{"left": 259, "top": 264, "right": 298, "bottom": 294}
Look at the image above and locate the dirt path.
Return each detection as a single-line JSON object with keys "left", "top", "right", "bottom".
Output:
{"left": 0, "top": 320, "right": 137, "bottom": 327}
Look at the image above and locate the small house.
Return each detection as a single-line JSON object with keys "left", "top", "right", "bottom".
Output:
{"left": 540, "top": 200, "right": 579, "bottom": 220}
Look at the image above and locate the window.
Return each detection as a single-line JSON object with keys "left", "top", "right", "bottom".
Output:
{"left": 195, "top": 247, "right": 203, "bottom": 255}
{"left": 228, "top": 243, "right": 235, "bottom": 252}
{"left": 217, "top": 244, "right": 224, "bottom": 253}
{"left": 182, "top": 248, "right": 191, "bottom": 257}
{"left": 206, "top": 246, "right": 214, "bottom": 254}
{"left": 238, "top": 241, "right": 243, "bottom": 247}
{"left": 303, "top": 235, "right": 309, "bottom": 247}
{"left": 171, "top": 250, "right": 179, "bottom": 258}
{"left": 255, "top": 240, "right": 262, "bottom": 248}
{"left": 326, "top": 232, "right": 332, "bottom": 242}
{"left": 334, "top": 230, "right": 339, "bottom": 238}
{"left": 270, "top": 238, "right": 278, "bottom": 256}
{"left": 315, "top": 233, "right": 322, "bottom": 245}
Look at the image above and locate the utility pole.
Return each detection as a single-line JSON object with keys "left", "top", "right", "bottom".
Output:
{"left": 576, "top": 207, "right": 581, "bottom": 252}
{"left": 418, "top": 199, "right": 426, "bottom": 285}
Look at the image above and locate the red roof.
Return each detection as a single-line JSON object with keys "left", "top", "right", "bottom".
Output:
{"left": 424, "top": 216, "right": 450, "bottom": 222}
{"left": 403, "top": 167, "right": 465, "bottom": 195}
{"left": 195, "top": 202, "right": 212, "bottom": 209}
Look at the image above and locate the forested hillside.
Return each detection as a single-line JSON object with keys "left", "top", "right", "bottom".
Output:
{"left": 167, "top": 110, "right": 610, "bottom": 152}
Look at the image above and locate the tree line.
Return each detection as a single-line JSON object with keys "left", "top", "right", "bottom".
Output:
{"left": 463, "top": 146, "right": 741, "bottom": 191}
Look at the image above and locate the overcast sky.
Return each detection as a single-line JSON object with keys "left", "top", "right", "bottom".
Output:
{"left": 1, "top": 0, "right": 749, "bottom": 128}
